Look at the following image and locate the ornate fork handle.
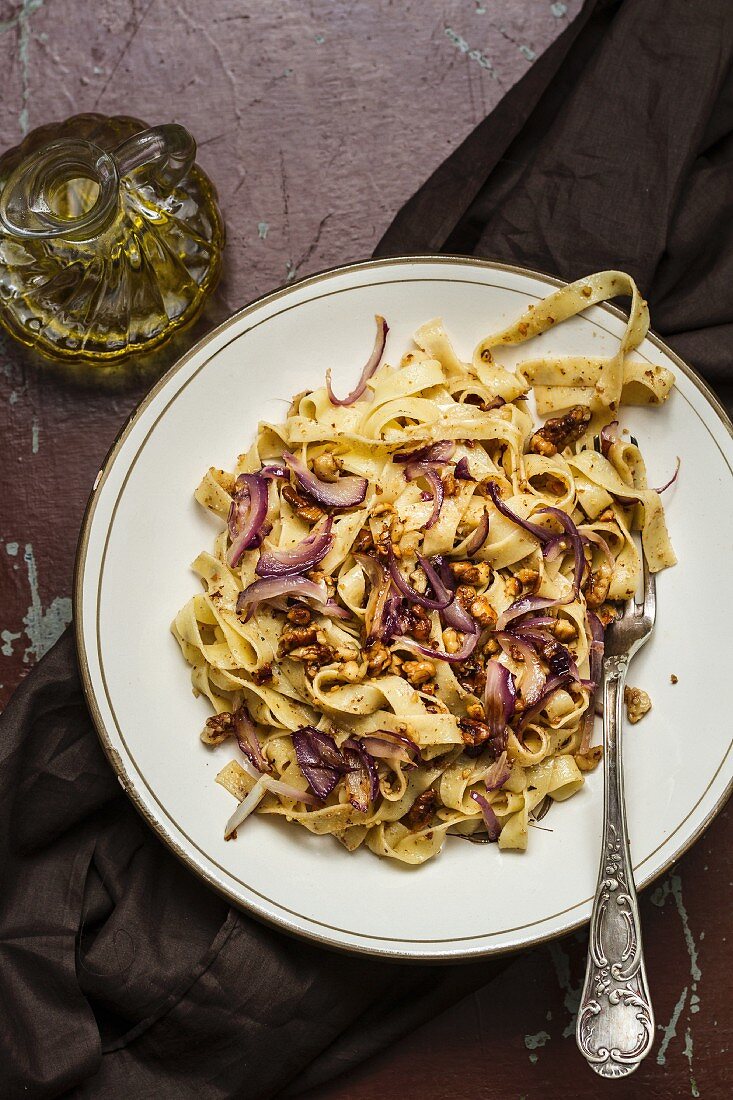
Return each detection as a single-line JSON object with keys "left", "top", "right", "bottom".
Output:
{"left": 576, "top": 654, "right": 655, "bottom": 1078}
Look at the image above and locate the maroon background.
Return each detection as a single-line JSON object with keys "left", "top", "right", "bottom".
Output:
{"left": 0, "top": 3, "right": 729, "bottom": 1097}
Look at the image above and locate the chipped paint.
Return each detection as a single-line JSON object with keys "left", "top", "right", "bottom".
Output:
{"left": 31, "top": 415, "right": 39, "bottom": 453}
{"left": 670, "top": 874, "right": 702, "bottom": 983}
{"left": 21, "top": 542, "right": 72, "bottom": 662}
{"left": 1, "top": 629, "right": 21, "bottom": 657}
{"left": 257, "top": 221, "right": 269, "bottom": 239}
{"left": 444, "top": 27, "right": 495, "bottom": 74}
{"left": 524, "top": 1030, "right": 550, "bottom": 1050}
{"left": 6, "top": 542, "right": 19, "bottom": 556}
{"left": 683, "top": 1028, "right": 700, "bottom": 1097}
{"left": 17, "top": 0, "right": 45, "bottom": 134}
{"left": 657, "top": 985, "right": 688, "bottom": 1065}
{"left": 548, "top": 940, "right": 583, "bottom": 1037}
{"left": 314, "top": 33, "right": 325, "bottom": 45}
{"left": 551, "top": 2, "right": 568, "bottom": 15}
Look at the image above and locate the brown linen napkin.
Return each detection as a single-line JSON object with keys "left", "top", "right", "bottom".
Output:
{"left": 3, "top": 0, "right": 732, "bottom": 1097}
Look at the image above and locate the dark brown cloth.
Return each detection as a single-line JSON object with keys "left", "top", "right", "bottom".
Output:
{"left": 3, "top": 1, "right": 733, "bottom": 1097}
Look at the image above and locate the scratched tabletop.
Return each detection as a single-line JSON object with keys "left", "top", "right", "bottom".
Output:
{"left": 0, "top": 3, "right": 730, "bottom": 1097}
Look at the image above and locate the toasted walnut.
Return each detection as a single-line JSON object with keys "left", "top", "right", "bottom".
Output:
{"left": 624, "top": 686, "right": 652, "bottom": 724}
{"left": 442, "top": 628, "right": 462, "bottom": 654}
{"left": 286, "top": 604, "right": 312, "bottom": 626}
{"left": 504, "top": 577, "right": 522, "bottom": 599}
{"left": 483, "top": 637, "right": 500, "bottom": 656}
{"left": 450, "top": 561, "right": 492, "bottom": 587}
{"left": 584, "top": 562, "right": 612, "bottom": 608}
{"left": 574, "top": 745, "right": 604, "bottom": 772}
{"left": 515, "top": 567, "right": 540, "bottom": 592}
{"left": 312, "top": 452, "right": 342, "bottom": 482}
{"left": 366, "top": 641, "right": 391, "bottom": 675}
{"left": 529, "top": 405, "right": 592, "bottom": 457}
{"left": 459, "top": 717, "right": 491, "bottom": 748}
{"left": 403, "top": 789, "right": 439, "bottom": 831}
{"left": 402, "top": 659, "right": 436, "bottom": 686}
{"left": 442, "top": 471, "right": 459, "bottom": 497}
{"left": 469, "top": 595, "right": 498, "bottom": 628}
{"left": 281, "top": 483, "right": 324, "bottom": 524}
{"left": 353, "top": 526, "right": 374, "bottom": 553}
{"left": 202, "top": 711, "right": 234, "bottom": 745}
{"left": 670, "top": 673, "right": 679, "bottom": 685}
{"left": 552, "top": 618, "right": 577, "bottom": 642}
{"left": 251, "top": 663, "right": 273, "bottom": 686}
{"left": 455, "top": 583, "right": 477, "bottom": 608}
{"left": 466, "top": 701, "right": 485, "bottom": 721}
{"left": 595, "top": 602, "right": 620, "bottom": 628}
{"left": 597, "top": 507, "right": 616, "bottom": 522}
{"left": 288, "top": 643, "right": 335, "bottom": 671}
{"left": 402, "top": 603, "right": 432, "bottom": 643}
{"left": 409, "top": 565, "right": 428, "bottom": 595}
{"left": 278, "top": 624, "right": 320, "bottom": 655}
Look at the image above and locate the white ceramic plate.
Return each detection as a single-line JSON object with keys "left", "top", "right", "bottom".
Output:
{"left": 75, "top": 257, "right": 733, "bottom": 961}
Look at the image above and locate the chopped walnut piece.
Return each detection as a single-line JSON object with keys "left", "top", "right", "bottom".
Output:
{"left": 442, "top": 471, "right": 459, "bottom": 497}
{"left": 597, "top": 507, "right": 616, "bottom": 522}
{"left": 251, "top": 663, "right": 273, "bottom": 686}
{"left": 504, "top": 577, "right": 522, "bottom": 599}
{"left": 402, "top": 659, "right": 437, "bottom": 687}
{"left": 403, "top": 603, "right": 432, "bottom": 642}
{"left": 483, "top": 637, "right": 501, "bottom": 656}
{"left": 455, "top": 584, "right": 477, "bottom": 608}
{"left": 202, "top": 711, "right": 234, "bottom": 745}
{"left": 595, "top": 602, "right": 620, "bottom": 628}
{"left": 353, "top": 526, "right": 374, "bottom": 553}
{"left": 312, "top": 452, "right": 342, "bottom": 482}
{"left": 339, "top": 660, "right": 365, "bottom": 683}
{"left": 278, "top": 624, "right": 320, "bottom": 655}
{"left": 281, "top": 483, "right": 324, "bottom": 523}
{"left": 470, "top": 595, "right": 498, "bottom": 628}
{"left": 403, "top": 789, "right": 439, "bottom": 831}
{"left": 624, "top": 686, "right": 652, "bottom": 724}
{"left": 584, "top": 562, "right": 612, "bottom": 609}
{"left": 575, "top": 745, "right": 604, "bottom": 772}
{"left": 450, "top": 560, "right": 492, "bottom": 587}
{"left": 529, "top": 405, "right": 592, "bottom": 457}
{"left": 458, "top": 717, "right": 491, "bottom": 748}
{"left": 670, "top": 674, "right": 679, "bottom": 685}
{"left": 442, "top": 627, "right": 462, "bottom": 654}
{"left": 288, "top": 643, "right": 335, "bottom": 671}
{"left": 466, "top": 701, "right": 485, "bottom": 721}
{"left": 515, "top": 567, "right": 540, "bottom": 592}
{"left": 366, "top": 641, "right": 391, "bottom": 675}
{"left": 552, "top": 618, "right": 577, "bottom": 642}
{"left": 286, "top": 604, "right": 312, "bottom": 626}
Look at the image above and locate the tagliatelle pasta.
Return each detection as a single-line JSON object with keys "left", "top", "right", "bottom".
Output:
{"left": 172, "top": 271, "right": 676, "bottom": 865}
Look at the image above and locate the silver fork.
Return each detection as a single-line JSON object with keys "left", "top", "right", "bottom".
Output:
{"left": 576, "top": 473, "right": 656, "bottom": 1077}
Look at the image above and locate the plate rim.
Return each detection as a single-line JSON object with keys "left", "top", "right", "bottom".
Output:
{"left": 73, "top": 254, "right": 733, "bottom": 960}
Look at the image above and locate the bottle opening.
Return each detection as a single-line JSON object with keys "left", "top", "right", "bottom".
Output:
{"left": 46, "top": 174, "right": 101, "bottom": 220}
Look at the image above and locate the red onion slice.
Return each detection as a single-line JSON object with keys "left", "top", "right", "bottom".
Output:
{"left": 454, "top": 456, "right": 472, "bottom": 480}
{"left": 394, "top": 440, "right": 456, "bottom": 464}
{"left": 461, "top": 511, "right": 490, "bottom": 556}
{"left": 260, "top": 462, "right": 287, "bottom": 479}
{"left": 482, "top": 751, "right": 511, "bottom": 792}
{"left": 495, "top": 632, "right": 545, "bottom": 706}
{"left": 404, "top": 463, "right": 444, "bottom": 529}
{"left": 600, "top": 420, "right": 619, "bottom": 456}
{"left": 580, "top": 528, "right": 614, "bottom": 572}
{"left": 537, "top": 506, "right": 586, "bottom": 594}
{"left": 263, "top": 774, "right": 321, "bottom": 806}
{"left": 283, "top": 452, "right": 367, "bottom": 509}
{"left": 387, "top": 547, "right": 452, "bottom": 610}
{"left": 497, "top": 594, "right": 568, "bottom": 631}
{"left": 483, "top": 659, "right": 517, "bottom": 742}
{"left": 654, "top": 456, "right": 680, "bottom": 494}
{"left": 236, "top": 575, "right": 329, "bottom": 620}
{"left": 292, "top": 727, "right": 350, "bottom": 800}
{"left": 343, "top": 737, "right": 379, "bottom": 811}
{"left": 486, "top": 481, "right": 553, "bottom": 544}
{"left": 516, "top": 672, "right": 573, "bottom": 733}
{"left": 232, "top": 703, "right": 271, "bottom": 774}
{"left": 255, "top": 517, "right": 333, "bottom": 578}
{"left": 227, "top": 474, "right": 270, "bottom": 567}
{"left": 326, "top": 314, "right": 389, "bottom": 406}
{"left": 360, "top": 731, "right": 421, "bottom": 767}
{"left": 394, "top": 630, "right": 479, "bottom": 664}
{"left": 469, "top": 790, "right": 501, "bottom": 841}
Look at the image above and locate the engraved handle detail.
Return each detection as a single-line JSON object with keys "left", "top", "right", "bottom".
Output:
{"left": 576, "top": 654, "right": 654, "bottom": 1078}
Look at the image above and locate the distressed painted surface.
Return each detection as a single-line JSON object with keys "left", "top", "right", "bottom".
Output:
{"left": 1, "top": 4, "right": 730, "bottom": 1099}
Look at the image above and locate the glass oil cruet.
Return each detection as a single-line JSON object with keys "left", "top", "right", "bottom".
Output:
{"left": 0, "top": 114, "right": 224, "bottom": 364}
